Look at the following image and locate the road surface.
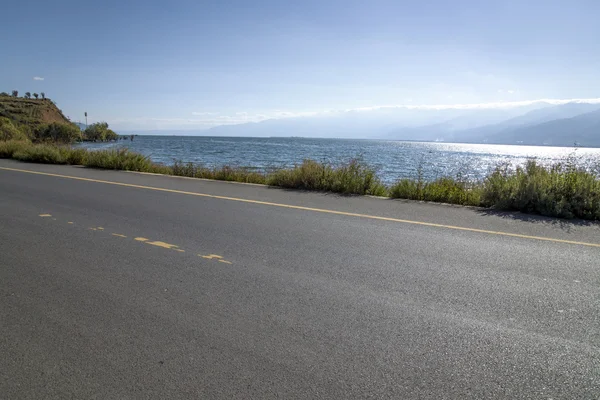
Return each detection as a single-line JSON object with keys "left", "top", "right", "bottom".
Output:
{"left": 1, "top": 159, "right": 599, "bottom": 399}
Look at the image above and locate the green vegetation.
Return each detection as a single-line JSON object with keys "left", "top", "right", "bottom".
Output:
{"left": 83, "top": 122, "right": 119, "bottom": 142}
{"left": 0, "top": 140, "right": 31, "bottom": 158}
{"left": 268, "top": 159, "right": 387, "bottom": 196}
{"left": 0, "top": 94, "right": 120, "bottom": 144}
{"left": 482, "top": 160, "right": 600, "bottom": 219}
{"left": 389, "top": 177, "right": 483, "bottom": 206}
{"left": 85, "top": 148, "right": 168, "bottom": 172}
{"left": 34, "top": 122, "right": 83, "bottom": 143}
{"left": 0, "top": 117, "right": 29, "bottom": 141}
{"left": 0, "top": 94, "right": 71, "bottom": 129}
{"left": 172, "top": 161, "right": 268, "bottom": 184}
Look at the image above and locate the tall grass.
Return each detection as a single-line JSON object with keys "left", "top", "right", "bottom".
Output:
{"left": 171, "top": 161, "right": 268, "bottom": 184}
{"left": 84, "top": 148, "right": 159, "bottom": 172}
{"left": 389, "top": 177, "right": 483, "bottom": 206}
{"left": 267, "top": 159, "right": 387, "bottom": 196}
{"left": 482, "top": 160, "right": 600, "bottom": 219}
{"left": 2, "top": 140, "right": 600, "bottom": 220}
{"left": 0, "top": 140, "right": 31, "bottom": 158}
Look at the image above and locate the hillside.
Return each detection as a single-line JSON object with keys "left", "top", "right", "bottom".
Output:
{"left": 0, "top": 96, "right": 71, "bottom": 128}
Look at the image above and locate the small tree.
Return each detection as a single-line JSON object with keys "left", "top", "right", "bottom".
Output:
{"left": 12, "top": 90, "right": 18, "bottom": 97}
{"left": 83, "top": 122, "right": 118, "bottom": 142}
{"left": 0, "top": 92, "right": 9, "bottom": 97}
{"left": 40, "top": 92, "right": 45, "bottom": 99}
{"left": 33, "top": 93, "right": 39, "bottom": 99}
{"left": 25, "top": 92, "right": 31, "bottom": 99}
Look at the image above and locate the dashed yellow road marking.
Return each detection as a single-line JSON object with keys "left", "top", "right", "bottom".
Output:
{"left": 6, "top": 166, "right": 600, "bottom": 248}
{"left": 135, "top": 237, "right": 149, "bottom": 242}
{"left": 112, "top": 233, "right": 127, "bottom": 238}
{"left": 174, "top": 249, "right": 185, "bottom": 253}
{"left": 146, "top": 240, "right": 181, "bottom": 250}
{"left": 39, "top": 214, "right": 51, "bottom": 217}
{"left": 89, "top": 227, "right": 98, "bottom": 231}
{"left": 218, "top": 260, "right": 232, "bottom": 264}
{"left": 200, "top": 254, "right": 223, "bottom": 260}
{"left": 68, "top": 222, "right": 74, "bottom": 224}
{"left": 97, "top": 227, "right": 104, "bottom": 230}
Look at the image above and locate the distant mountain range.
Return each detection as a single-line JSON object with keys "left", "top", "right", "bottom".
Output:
{"left": 205, "top": 101, "right": 600, "bottom": 146}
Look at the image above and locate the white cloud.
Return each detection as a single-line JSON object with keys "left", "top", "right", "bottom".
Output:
{"left": 191, "top": 112, "right": 215, "bottom": 116}
{"left": 507, "top": 90, "right": 515, "bottom": 94}
{"left": 33, "top": 76, "right": 44, "bottom": 81}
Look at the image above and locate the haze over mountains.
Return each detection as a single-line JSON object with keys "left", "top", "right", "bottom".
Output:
{"left": 204, "top": 100, "right": 600, "bottom": 146}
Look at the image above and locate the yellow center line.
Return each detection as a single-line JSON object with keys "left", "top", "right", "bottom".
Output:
{"left": 3, "top": 166, "right": 600, "bottom": 248}
{"left": 39, "top": 214, "right": 52, "bottom": 217}
{"left": 112, "top": 233, "right": 127, "bottom": 238}
{"left": 146, "top": 240, "right": 180, "bottom": 250}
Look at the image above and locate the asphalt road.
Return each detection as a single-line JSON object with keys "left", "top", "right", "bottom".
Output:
{"left": 1, "top": 159, "right": 599, "bottom": 399}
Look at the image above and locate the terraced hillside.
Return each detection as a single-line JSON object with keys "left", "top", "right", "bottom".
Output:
{"left": 0, "top": 96, "right": 70, "bottom": 128}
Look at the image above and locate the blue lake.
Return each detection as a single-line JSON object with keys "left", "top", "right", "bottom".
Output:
{"left": 78, "top": 136, "right": 600, "bottom": 184}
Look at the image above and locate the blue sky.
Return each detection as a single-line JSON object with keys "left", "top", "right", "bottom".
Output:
{"left": 2, "top": 0, "right": 600, "bottom": 131}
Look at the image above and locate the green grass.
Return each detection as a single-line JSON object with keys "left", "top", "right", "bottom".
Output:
{"left": 481, "top": 160, "right": 600, "bottom": 219}
{"left": 389, "top": 177, "right": 483, "bottom": 206}
{"left": 84, "top": 148, "right": 159, "bottom": 172}
{"left": 0, "top": 117, "right": 29, "bottom": 141}
{"left": 12, "top": 144, "right": 68, "bottom": 164}
{"left": 171, "top": 161, "right": 268, "bottom": 184}
{"left": 2, "top": 140, "right": 600, "bottom": 220}
{"left": 267, "top": 159, "right": 387, "bottom": 196}
{"left": 0, "top": 140, "right": 31, "bottom": 158}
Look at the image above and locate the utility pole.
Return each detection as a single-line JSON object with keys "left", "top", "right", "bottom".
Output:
{"left": 85, "top": 112, "right": 88, "bottom": 129}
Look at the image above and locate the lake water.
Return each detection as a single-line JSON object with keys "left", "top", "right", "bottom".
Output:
{"left": 78, "top": 136, "right": 600, "bottom": 184}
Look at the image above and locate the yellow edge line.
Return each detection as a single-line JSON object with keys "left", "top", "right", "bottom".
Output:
{"left": 2, "top": 166, "right": 600, "bottom": 248}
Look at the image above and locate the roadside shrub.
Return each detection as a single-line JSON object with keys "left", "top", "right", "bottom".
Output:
{"left": 482, "top": 160, "right": 600, "bottom": 219}
{"left": 390, "top": 177, "right": 483, "bottom": 206}
{"left": 58, "top": 147, "right": 88, "bottom": 165}
{"left": 0, "top": 140, "right": 31, "bottom": 158}
{"left": 171, "top": 161, "right": 268, "bottom": 184}
{"left": 12, "top": 144, "right": 66, "bottom": 164}
{"left": 84, "top": 148, "right": 156, "bottom": 171}
{"left": 0, "top": 117, "right": 29, "bottom": 141}
{"left": 268, "top": 159, "right": 386, "bottom": 195}
{"left": 34, "top": 122, "right": 82, "bottom": 144}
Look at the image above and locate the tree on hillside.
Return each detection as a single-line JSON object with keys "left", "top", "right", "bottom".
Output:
{"left": 0, "top": 92, "right": 9, "bottom": 96}
{"left": 12, "top": 90, "right": 18, "bottom": 97}
{"left": 40, "top": 92, "right": 45, "bottom": 99}
{"left": 33, "top": 93, "right": 39, "bottom": 99}
{"left": 25, "top": 92, "right": 31, "bottom": 99}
